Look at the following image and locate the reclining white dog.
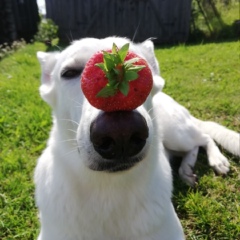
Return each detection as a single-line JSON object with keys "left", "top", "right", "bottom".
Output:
{"left": 35, "top": 37, "right": 185, "bottom": 240}
{"left": 154, "top": 91, "right": 239, "bottom": 186}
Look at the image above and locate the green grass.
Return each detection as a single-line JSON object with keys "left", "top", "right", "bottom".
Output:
{"left": 0, "top": 43, "right": 50, "bottom": 239}
{"left": 0, "top": 41, "right": 239, "bottom": 239}
{"left": 156, "top": 42, "right": 240, "bottom": 129}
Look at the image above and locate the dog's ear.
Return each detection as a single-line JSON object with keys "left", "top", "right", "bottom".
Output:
{"left": 140, "top": 40, "right": 160, "bottom": 76}
{"left": 37, "top": 51, "right": 60, "bottom": 107}
{"left": 140, "top": 40, "right": 165, "bottom": 95}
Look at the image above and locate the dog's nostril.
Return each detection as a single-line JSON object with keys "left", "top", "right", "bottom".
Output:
{"left": 90, "top": 111, "right": 148, "bottom": 160}
{"left": 128, "top": 134, "right": 147, "bottom": 157}
{"left": 93, "top": 137, "right": 116, "bottom": 159}
{"left": 99, "top": 137, "right": 114, "bottom": 150}
{"left": 130, "top": 134, "right": 146, "bottom": 148}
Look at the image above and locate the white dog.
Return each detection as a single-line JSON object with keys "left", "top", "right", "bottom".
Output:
{"left": 35, "top": 37, "right": 185, "bottom": 240}
{"left": 153, "top": 91, "right": 239, "bottom": 186}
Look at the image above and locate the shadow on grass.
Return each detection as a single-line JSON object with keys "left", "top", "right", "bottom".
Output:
{"left": 170, "top": 147, "right": 235, "bottom": 196}
{"left": 154, "top": 20, "right": 239, "bottom": 50}
{"left": 171, "top": 147, "right": 239, "bottom": 206}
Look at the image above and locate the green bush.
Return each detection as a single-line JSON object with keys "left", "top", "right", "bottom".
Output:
{"left": 34, "top": 18, "right": 59, "bottom": 46}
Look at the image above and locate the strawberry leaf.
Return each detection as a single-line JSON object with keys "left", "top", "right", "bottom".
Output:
{"left": 124, "top": 57, "right": 140, "bottom": 66}
{"left": 112, "top": 43, "right": 118, "bottom": 54}
{"left": 96, "top": 84, "right": 117, "bottom": 97}
{"left": 118, "top": 43, "right": 129, "bottom": 62}
{"left": 106, "top": 72, "right": 117, "bottom": 83}
{"left": 124, "top": 71, "right": 138, "bottom": 82}
{"left": 103, "top": 54, "right": 115, "bottom": 71}
{"left": 119, "top": 81, "right": 129, "bottom": 96}
{"left": 128, "top": 65, "right": 145, "bottom": 72}
{"left": 113, "top": 68, "right": 120, "bottom": 75}
{"left": 95, "top": 63, "right": 106, "bottom": 72}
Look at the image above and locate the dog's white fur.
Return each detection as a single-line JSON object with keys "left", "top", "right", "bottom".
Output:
{"left": 35, "top": 37, "right": 185, "bottom": 240}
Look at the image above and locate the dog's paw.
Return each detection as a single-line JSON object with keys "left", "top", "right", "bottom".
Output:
{"left": 209, "top": 152, "right": 230, "bottom": 175}
{"left": 178, "top": 165, "right": 198, "bottom": 187}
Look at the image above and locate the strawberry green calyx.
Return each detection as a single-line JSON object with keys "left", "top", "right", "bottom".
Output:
{"left": 95, "top": 43, "right": 145, "bottom": 97}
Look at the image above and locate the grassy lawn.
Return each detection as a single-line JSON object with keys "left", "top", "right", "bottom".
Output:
{"left": 0, "top": 40, "right": 239, "bottom": 239}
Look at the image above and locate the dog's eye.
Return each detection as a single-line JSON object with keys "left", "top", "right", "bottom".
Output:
{"left": 61, "top": 69, "right": 82, "bottom": 79}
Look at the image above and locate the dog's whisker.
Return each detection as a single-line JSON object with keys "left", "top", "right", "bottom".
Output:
{"left": 67, "top": 128, "right": 78, "bottom": 134}
{"left": 54, "top": 44, "right": 62, "bottom": 51}
{"left": 59, "top": 118, "right": 80, "bottom": 126}
{"left": 59, "top": 138, "right": 78, "bottom": 144}
{"left": 63, "top": 147, "right": 79, "bottom": 157}
{"left": 71, "top": 98, "right": 83, "bottom": 109}
{"left": 147, "top": 106, "right": 154, "bottom": 114}
{"left": 150, "top": 112, "right": 159, "bottom": 122}
{"left": 150, "top": 116, "right": 158, "bottom": 122}
{"left": 66, "top": 31, "right": 73, "bottom": 43}
{"left": 74, "top": 105, "right": 84, "bottom": 109}
{"left": 78, "top": 142, "right": 92, "bottom": 150}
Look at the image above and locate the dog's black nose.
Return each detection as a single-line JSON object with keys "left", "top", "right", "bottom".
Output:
{"left": 90, "top": 111, "right": 148, "bottom": 159}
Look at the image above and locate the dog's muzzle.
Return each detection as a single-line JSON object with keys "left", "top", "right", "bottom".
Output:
{"left": 90, "top": 110, "right": 149, "bottom": 172}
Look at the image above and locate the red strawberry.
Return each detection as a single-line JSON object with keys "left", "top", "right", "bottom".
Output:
{"left": 81, "top": 43, "right": 153, "bottom": 112}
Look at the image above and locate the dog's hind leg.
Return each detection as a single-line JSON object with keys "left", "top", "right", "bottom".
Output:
{"left": 189, "top": 130, "right": 230, "bottom": 176}
{"left": 201, "top": 133, "right": 230, "bottom": 175}
{"left": 178, "top": 146, "right": 199, "bottom": 187}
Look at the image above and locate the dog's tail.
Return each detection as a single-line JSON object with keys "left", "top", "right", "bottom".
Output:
{"left": 193, "top": 117, "right": 240, "bottom": 156}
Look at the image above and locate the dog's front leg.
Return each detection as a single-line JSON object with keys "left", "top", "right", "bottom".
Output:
{"left": 178, "top": 146, "right": 199, "bottom": 187}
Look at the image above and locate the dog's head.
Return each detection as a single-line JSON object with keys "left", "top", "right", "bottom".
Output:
{"left": 37, "top": 37, "right": 164, "bottom": 173}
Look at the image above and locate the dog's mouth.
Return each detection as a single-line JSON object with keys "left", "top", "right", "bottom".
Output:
{"left": 88, "top": 155, "right": 144, "bottom": 172}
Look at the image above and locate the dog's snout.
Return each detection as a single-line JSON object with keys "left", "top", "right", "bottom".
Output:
{"left": 90, "top": 111, "right": 148, "bottom": 159}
